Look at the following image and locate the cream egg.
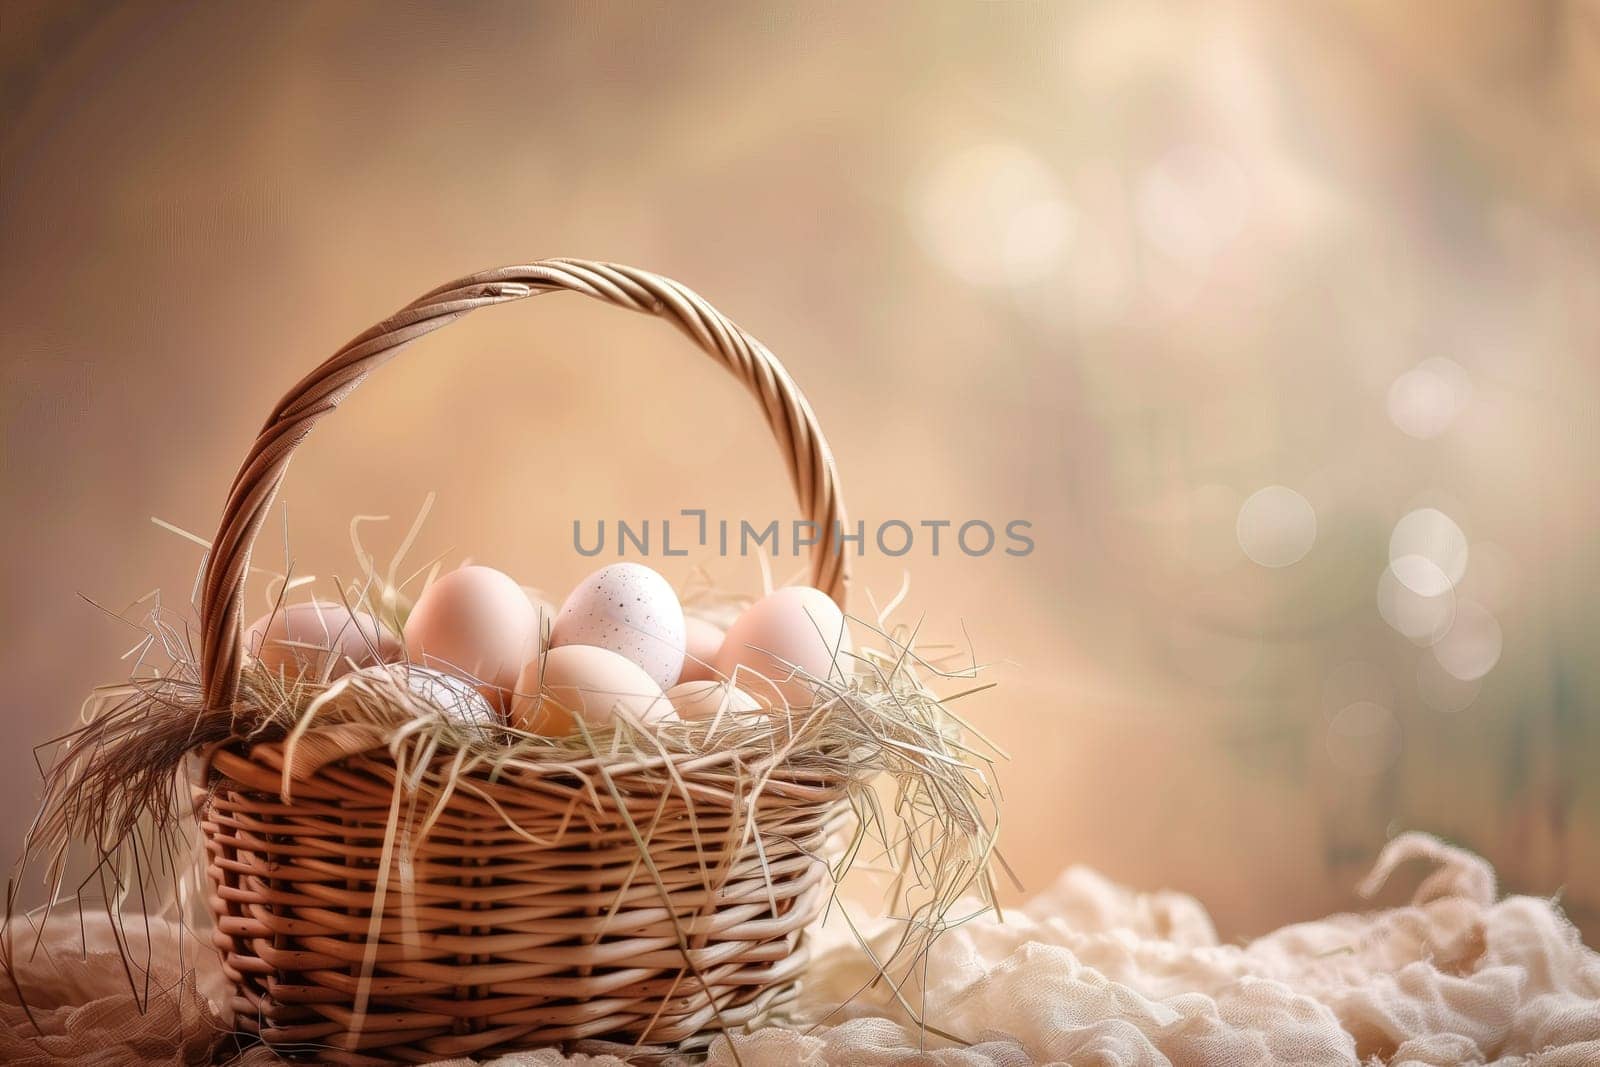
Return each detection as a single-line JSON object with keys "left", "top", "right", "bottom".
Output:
{"left": 714, "top": 586, "right": 851, "bottom": 708}
{"left": 348, "top": 664, "right": 498, "bottom": 728}
{"left": 245, "top": 601, "right": 399, "bottom": 682}
{"left": 509, "top": 644, "right": 668, "bottom": 735}
{"left": 403, "top": 565, "right": 537, "bottom": 707}
{"left": 550, "top": 563, "right": 686, "bottom": 689}
{"left": 665, "top": 680, "right": 762, "bottom": 723}
{"left": 678, "top": 617, "right": 726, "bottom": 684}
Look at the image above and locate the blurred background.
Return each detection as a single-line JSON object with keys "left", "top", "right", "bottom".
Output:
{"left": 3, "top": 2, "right": 1597, "bottom": 942}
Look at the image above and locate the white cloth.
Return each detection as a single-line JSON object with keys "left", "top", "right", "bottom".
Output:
{"left": 4, "top": 833, "right": 1596, "bottom": 1065}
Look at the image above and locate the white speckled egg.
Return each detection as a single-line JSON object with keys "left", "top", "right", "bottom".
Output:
{"left": 550, "top": 564, "right": 686, "bottom": 689}
{"left": 245, "top": 601, "right": 399, "bottom": 682}
{"left": 509, "top": 644, "right": 668, "bottom": 735}
{"left": 665, "top": 680, "right": 762, "bottom": 722}
{"left": 350, "top": 664, "right": 497, "bottom": 728}
{"left": 714, "top": 586, "right": 850, "bottom": 708}
{"left": 403, "top": 565, "right": 537, "bottom": 707}
{"left": 678, "top": 617, "right": 726, "bottom": 684}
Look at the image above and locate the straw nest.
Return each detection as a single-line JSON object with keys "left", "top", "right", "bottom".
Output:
{"left": 7, "top": 513, "right": 1006, "bottom": 1058}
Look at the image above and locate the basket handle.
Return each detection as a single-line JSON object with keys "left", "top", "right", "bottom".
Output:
{"left": 198, "top": 260, "right": 849, "bottom": 709}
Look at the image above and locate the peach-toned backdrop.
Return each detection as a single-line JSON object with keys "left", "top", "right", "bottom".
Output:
{"left": 3, "top": 2, "right": 1597, "bottom": 942}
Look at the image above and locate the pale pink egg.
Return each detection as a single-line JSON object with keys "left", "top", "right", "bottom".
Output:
{"left": 245, "top": 601, "right": 399, "bottom": 682}
{"left": 403, "top": 565, "right": 537, "bottom": 707}
{"left": 678, "top": 617, "right": 726, "bottom": 684}
{"left": 665, "top": 680, "right": 762, "bottom": 722}
{"left": 714, "top": 586, "right": 851, "bottom": 708}
{"left": 509, "top": 644, "right": 668, "bottom": 735}
{"left": 550, "top": 563, "right": 686, "bottom": 689}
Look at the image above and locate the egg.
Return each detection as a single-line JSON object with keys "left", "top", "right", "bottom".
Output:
{"left": 665, "top": 680, "right": 762, "bottom": 722}
{"left": 349, "top": 664, "right": 497, "bottom": 728}
{"left": 403, "top": 565, "right": 538, "bottom": 706}
{"left": 714, "top": 586, "right": 851, "bottom": 708}
{"left": 550, "top": 563, "right": 686, "bottom": 689}
{"left": 677, "top": 617, "right": 726, "bottom": 684}
{"left": 245, "top": 601, "right": 399, "bottom": 682}
{"left": 509, "top": 644, "right": 668, "bottom": 735}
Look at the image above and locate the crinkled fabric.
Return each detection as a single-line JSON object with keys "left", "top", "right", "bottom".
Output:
{"left": 0, "top": 908, "right": 229, "bottom": 1066}
{"left": 3, "top": 833, "right": 1595, "bottom": 1065}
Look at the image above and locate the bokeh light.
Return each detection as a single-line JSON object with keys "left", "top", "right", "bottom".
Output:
{"left": 1387, "top": 358, "right": 1472, "bottom": 440}
{"left": 1433, "top": 601, "right": 1504, "bottom": 681}
{"left": 1389, "top": 507, "right": 1469, "bottom": 595}
{"left": 1377, "top": 561, "right": 1456, "bottom": 645}
{"left": 1326, "top": 701, "right": 1403, "bottom": 776}
{"left": 1236, "top": 486, "right": 1317, "bottom": 567}
{"left": 1134, "top": 144, "right": 1251, "bottom": 270}
{"left": 913, "top": 143, "right": 1075, "bottom": 288}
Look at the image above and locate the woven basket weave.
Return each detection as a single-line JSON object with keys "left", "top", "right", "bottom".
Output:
{"left": 191, "top": 261, "right": 853, "bottom": 1062}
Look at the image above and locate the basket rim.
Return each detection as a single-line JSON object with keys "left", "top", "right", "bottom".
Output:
{"left": 198, "top": 735, "right": 856, "bottom": 809}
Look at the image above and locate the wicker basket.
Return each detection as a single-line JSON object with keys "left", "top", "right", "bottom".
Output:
{"left": 190, "top": 261, "right": 853, "bottom": 1062}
